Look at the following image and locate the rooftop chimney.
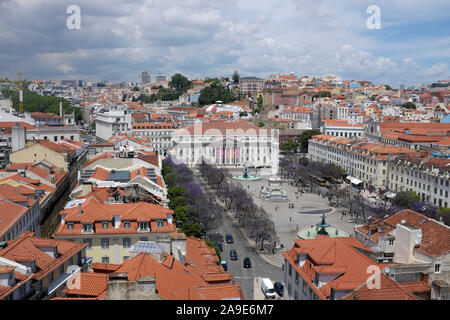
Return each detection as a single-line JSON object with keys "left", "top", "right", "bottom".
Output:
{"left": 78, "top": 203, "right": 82, "bottom": 216}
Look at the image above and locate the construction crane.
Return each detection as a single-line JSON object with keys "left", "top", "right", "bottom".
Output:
{"left": 18, "top": 72, "right": 24, "bottom": 114}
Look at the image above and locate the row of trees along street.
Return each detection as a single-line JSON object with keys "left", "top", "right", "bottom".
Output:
{"left": 162, "top": 158, "right": 223, "bottom": 256}
{"left": 279, "top": 156, "right": 449, "bottom": 225}
{"left": 198, "top": 161, "right": 278, "bottom": 252}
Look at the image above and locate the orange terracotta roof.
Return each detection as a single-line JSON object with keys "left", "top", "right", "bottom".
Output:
{"left": 0, "top": 232, "right": 87, "bottom": 281}
{"left": 357, "top": 209, "right": 450, "bottom": 257}
{"left": 36, "top": 140, "right": 75, "bottom": 156}
{"left": 348, "top": 274, "right": 419, "bottom": 300}
{"left": 84, "top": 152, "right": 115, "bottom": 167}
{"left": 54, "top": 198, "right": 175, "bottom": 236}
{"left": 63, "top": 273, "right": 108, "bottom": 299}
{"left": 282, "top": 236, "right": 381, "bottom": 300}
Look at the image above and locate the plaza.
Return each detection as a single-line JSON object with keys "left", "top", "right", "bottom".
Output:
{"left": 227, "top": 168, "right": 361, "bottom": 267}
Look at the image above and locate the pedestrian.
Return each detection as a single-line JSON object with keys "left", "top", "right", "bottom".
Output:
{"left": 290, "top": 217, "right": 292, "bottom": 222}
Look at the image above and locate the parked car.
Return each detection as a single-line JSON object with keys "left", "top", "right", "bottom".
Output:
{"left": 243, "top": 257, "right": 251, "bottom": 268}
{"left": 220, "top": 260, "right": 228, "bottom": 271}
{"left": 261, "top": 278, "right": 276, "bottom": 299}
{"left": 226, "top": 234, "right": 234, "bottom": 244}
{"left": 230, "top": 249, "right": 238, "bottom": 261}
{"left": 274, "top": 281, "right": 284, "bottom": 297}
{"left": 216, "top": 242, "right": 223, "bottom": 252}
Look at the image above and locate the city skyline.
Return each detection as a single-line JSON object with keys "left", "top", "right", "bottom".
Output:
{"left": 0, "top": 0, "right": 449, "bottom": 86}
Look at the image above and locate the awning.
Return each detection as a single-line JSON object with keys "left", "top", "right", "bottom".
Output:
{"left": 346, "top": 176, "right": 362, "bottom": 185}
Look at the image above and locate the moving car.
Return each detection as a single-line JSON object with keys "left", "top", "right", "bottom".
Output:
{"left": 226, "top": 234, "right": 234, "bottom": 244}
{"left": 243, "top": 257, "right": 251, "bottom": 268}
{"left": 261, "top": 278, "right": 276, "bottom": 299}
{"left": 220, "top": 260, "right": 228, "bottom": 271}
{"left": 216, "top": 242, "right": 223, "bottom": 252}
{"left": 274, "top": 281, "right": 284, "bottom": 297}
{"left": 230, "top": 249, "right": 238, "bottom": 261}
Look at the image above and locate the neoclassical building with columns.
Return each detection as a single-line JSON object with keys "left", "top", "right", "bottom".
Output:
{"left": 170, "top": 120, "right": 279, "bottom": 172}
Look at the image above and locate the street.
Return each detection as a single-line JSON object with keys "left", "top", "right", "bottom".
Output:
{"left": 193, "top": 168, "right": 284, "bottom": 300}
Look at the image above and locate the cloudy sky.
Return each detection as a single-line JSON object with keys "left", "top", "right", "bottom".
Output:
{"left": 0, "top": 0, "right": 449, "bottom": 86}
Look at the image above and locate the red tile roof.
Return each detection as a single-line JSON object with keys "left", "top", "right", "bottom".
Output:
{"left": 54, "top": 197, "right": 175, "bottom": 236}
{"left": 0, "top": 200, "right": 28, "bottom": 238}
{"left": 282, "top": 236, "right": 382, "bottom": 300}
{"left": 63, "top": 272, "right": 109, "bottom": 299}
{"left": 0, "top": 232, "right": 87, "bottom": 281}
{"left": 357, "top": 209, "right": 450, "bottom": 257}
{"left": 176, "top": 120, "right": 275, "bottom": 136}
{"left": 347, "top": 274, "right": 420, "bottom": 300}
{"left": 36, "top": 139, "right": 75, "bottom": 156}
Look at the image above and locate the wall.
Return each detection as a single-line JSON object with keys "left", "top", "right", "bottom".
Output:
{"left": 10, "top": 143, "right": 66, "bottom": 170}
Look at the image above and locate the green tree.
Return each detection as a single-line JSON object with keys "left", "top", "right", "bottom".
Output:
{"left": 164, "top": 172, "right": 177, "bottom": 188}
{"left": 132, "top": 86, "right": 139, "bottom": 91}
{"left": 437, "top": 208, "right": 450, "bottom": 226}
{"left": 2, "top": 88, "right": 82, "bottom": 122}
{"left": 173, "top": 206, "right": 188, "bottom": 224}
{"left": 204, "top": 239, "right": 221, "bottom": 259}
{"left": 182, "top": 222, "right": 202, "bottom": 237}
{"left": 204, "top": 77, "right": 221, "bottom": 85}
{"left": 257, "top": 95, "right": 263, "bottom": 110}
{"left": 280, "top": 140, "right": 299, "bottom": 153}
{"left": 393, "top": 191, "right": 420, "bottom": 208}
{"left": 198, "top": 82, "right": 236, "bottom": 106}
{"left": 257, "top": 122, "right": 265, "bottom": 127}
{"left": 402, "top": 102, "right": 417, "bottom": 109}
{"left": 169, "top": 73, "right": 191, "bottom": 93}
{"left": 300, "top": 129, "right": 321, "bottom": 151}
{"left": 385, "top": 85, "right": 392, "bottom": 90}
{"left": 169, "top": 196, "right": 186, "bottom": 210}
{"left": 312, "top": 91, "right": 331, "bottom": 99}
{"left": 162, "top": 166, "right": 172, "bottom": 177}
{"left": 232, "top": 70, "right": 240, "bottom": 84}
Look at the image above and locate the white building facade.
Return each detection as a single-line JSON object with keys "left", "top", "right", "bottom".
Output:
{"left": 171, "top": 121, "right": 279, "bottom": 172}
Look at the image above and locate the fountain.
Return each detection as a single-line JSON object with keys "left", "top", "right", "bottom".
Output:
{"left": 232, "top": 164, "right": 261, "bottom": 181}
{"left": 297, "top": 213, "right": 349, "bottom": 239}
{"left": 260, "top": 175, "right": 288, "bottom": 201}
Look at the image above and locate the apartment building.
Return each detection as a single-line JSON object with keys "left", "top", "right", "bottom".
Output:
{"left": 132, "top": 113, "right": 175, "bottom": 156}
{"left": 281, "top": 234, "right": 438, "bottom": 300}
{"left": 239, "top": 77, "right": 265, "bottom": 97}
{"left": 279, "top": 106, "right": 313, "bottom": 129}
{"left": 355, "top": 209, "right": 450, "bottom": 298}
{"left": 0, "top": 197, "right": 40, "bottom": 242}
{"left": 95, "top": 107, "right": 132, "bottom": 141}
{"left": 0, "top": 232, "right": 88, "bottom": 300}
{"left": 55, "top": 236, "right": 243, "bottom": 300}
{"left": 308, "top": 134, "right": 416, "bottom": 191}
{"left": 387, "top": 154, "right": 450, "bottom": 208}
{"left": 53, "top": 192, "right": 176, "bottom": 264}
{"left": 321, "top": 119, "right": 364, "bottom": 138}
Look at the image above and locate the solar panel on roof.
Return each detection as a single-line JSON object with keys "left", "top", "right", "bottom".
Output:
{"left": 129, "top": 241, "right": 164, "bottom": 254}
{"left": 107, "top": 170, "right": 130, "bottom": 182}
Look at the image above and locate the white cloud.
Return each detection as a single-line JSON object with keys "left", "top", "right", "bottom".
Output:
{"left": 0, "top": 0, "right": 448, "bottom": 86}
